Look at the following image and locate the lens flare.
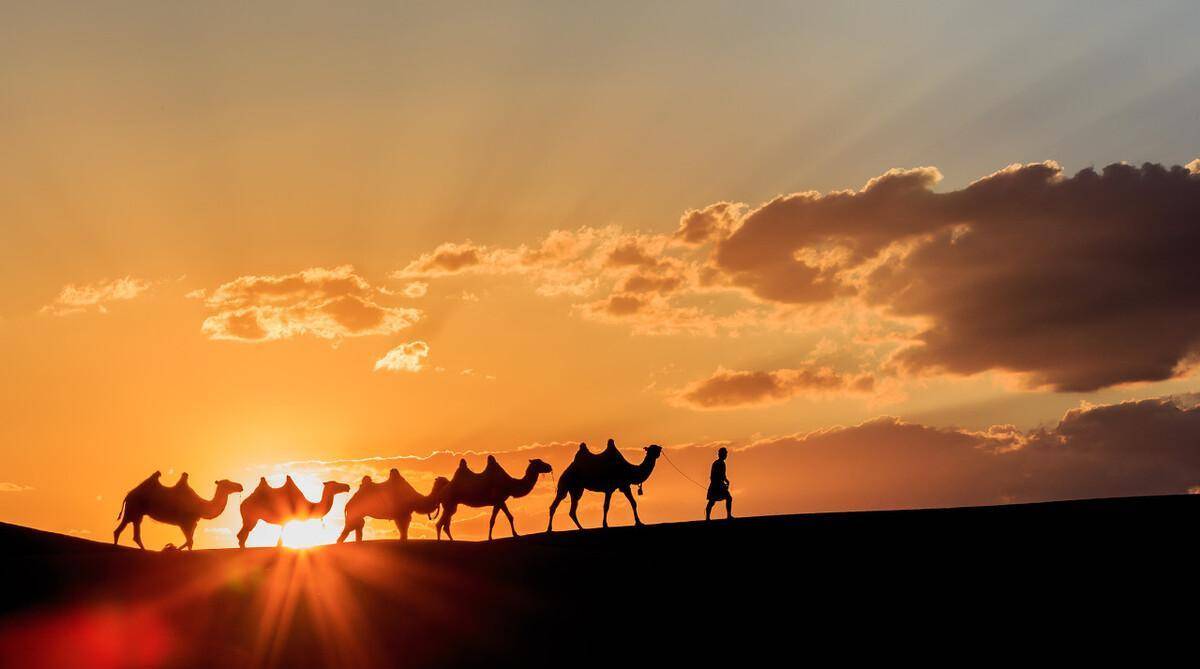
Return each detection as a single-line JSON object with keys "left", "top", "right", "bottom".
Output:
{"left": 280, "top": 520, "right": 329, "bottom": 549}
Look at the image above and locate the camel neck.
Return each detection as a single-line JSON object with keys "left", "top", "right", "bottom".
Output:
{"left": 201, "top": 489, "right": 233, "bottom": 520}
{"left": 632, "top": 455, "right": 658, "bottom": 484}
{"left": 510, "top": 468, "right": 541, "bottom": 499}
{"left": 314, "top": 490, "right": 337, "bottom": 515}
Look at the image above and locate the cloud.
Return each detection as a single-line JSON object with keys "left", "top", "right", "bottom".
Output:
{"left": 0, "top": 482, "right": 33, "bottom": 492}
{"left": 374, "top": 341, "right": 430, "bottom": 372}
{"left": 675, "top": 202, "right": 744, "bottom": 245}
{"left": 199, "top": 266, "right": 421, "bottom": 342}
{"left": 41, "top": 277, "right": 151, "bottom": 316}
{"left": 402, "top": 282, "right": 428, "bottom": 298}
{"left": 674, "top": 366, "right": 875, "bottom": 409}
{"left": 706, "top": 159, "right": 1200, "bottom": 391}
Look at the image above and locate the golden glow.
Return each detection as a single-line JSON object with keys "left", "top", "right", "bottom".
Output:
{"left": 281, "top": 520, "right": 332, "bottom": 550}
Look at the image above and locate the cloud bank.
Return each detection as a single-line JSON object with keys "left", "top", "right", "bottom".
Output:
{"left": 251, "top": 393, "right": 1200, "bottom": 540}
{"left": 397, "top": 159, "right": 1200, "bottom": 393}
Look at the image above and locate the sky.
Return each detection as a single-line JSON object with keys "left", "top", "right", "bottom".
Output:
{"left": 3, "top": 1, "right": 1200, "bottom": 548}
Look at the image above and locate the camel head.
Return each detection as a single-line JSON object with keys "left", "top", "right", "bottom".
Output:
{"left": 215, "top": 479, "right": 244, "bottom": 496}
{"left": 644, "top": 444, "right": 663, "bottom": 460}
{"left": 528, "top": 459, "right": 553, "bottom": 476}
{"left": 430, "top": 476, "right": 451, "bottom": 498}
{"left": 324, "top": 480, "right": 352, "bottom": 497}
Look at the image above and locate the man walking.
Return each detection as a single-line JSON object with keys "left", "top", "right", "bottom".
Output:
{"left": 705, "top": 447, "right": 733, "bottom": 521}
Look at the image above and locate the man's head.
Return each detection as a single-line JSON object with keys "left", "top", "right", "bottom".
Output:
{"left": 718, "top": 447, "right": 728, "bottom": 460}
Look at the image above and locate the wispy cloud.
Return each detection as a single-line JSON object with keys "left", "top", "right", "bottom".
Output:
{"left": 41, "top": 277, "right": 151, "bottom": 316}
{"left": 0, "top": 482, "right": 33, "bottom": 492}
{"left": 374, "top": 341, "right": 430, "bottom": 372}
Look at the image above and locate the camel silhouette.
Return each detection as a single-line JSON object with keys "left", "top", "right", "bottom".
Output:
{"left": 547, "top": 439, "right": 662, "bottom": 531}
{"left": 113, "top": 471, "right": 243, "bottom": 550}
{"left": 236, "top": 476, "right": 350, "bottom": 548}
{"left": 435, "top": 456, "right": 553, "bottom": 541}
{"left": 337, "top": 469, "right": 451, "bottom": 543}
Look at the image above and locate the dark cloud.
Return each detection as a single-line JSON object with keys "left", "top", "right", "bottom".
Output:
{"left": 712, "top": 160, "right": 1200, "bottom": 391}
{"left": 666, "top": 393, "right": 1200, "bottom": 513}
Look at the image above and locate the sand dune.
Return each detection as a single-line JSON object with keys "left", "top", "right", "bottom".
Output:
{"left": 2, "top": 496, "right": 1194, "bottom": 667}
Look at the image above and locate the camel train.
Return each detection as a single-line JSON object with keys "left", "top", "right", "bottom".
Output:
{"left": 113, "top": 440, "right": 662, "bottom": 549}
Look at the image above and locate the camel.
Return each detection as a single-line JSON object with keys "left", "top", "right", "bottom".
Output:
{"left": 337, "top": 469, "right": 451, "bottom": 543}
{"left": 435, "top": 456, "right": 553, "bottom": 541}
{"left": 236, "top": 476, "right": 350, "bottom": 548}
{"left": 114, "top": 471, "right": 244, "bottom": 550}
{"left": 547, "top": 439, "right": 662, "bottom": 531}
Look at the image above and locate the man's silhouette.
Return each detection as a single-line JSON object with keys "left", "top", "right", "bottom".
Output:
{"left": 705, "top": 447, "right": 733, "bottom": 521}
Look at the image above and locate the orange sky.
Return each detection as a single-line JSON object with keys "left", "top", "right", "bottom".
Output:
{"left": 4, "top": 3, "right": 1200, "bottom": 548}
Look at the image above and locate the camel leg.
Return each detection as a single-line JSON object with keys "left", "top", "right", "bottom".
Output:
{"left": 499, "top": 503, "right": 518, "bottom": 539}
{"left": 620, "top": 486, "right": 643, "bottom": 526}
{"left": 131, "top": 517, "right": 145, "bottom": 550}
{"left": 397, "top": 513, "right": 412, "bottom": 542}
{"left": 487, "top": 506, "right": 500, "bottom": 541}
{"left": 181, "top": 521, "right": 197, "bottom": 550}
{"left": 436, "top": 504, "right": 456, "bottom": 541}
{"left": 602, "top": 491, "right": 613, "bottom": 528}
{"left": 567, "top": 490, "right": 583, "bottom": 530}
{"left": 237, "top": 516, "right": 258, "bottom": 549}
{"left": 547, "top": 487, "right": 568, "bottom": 532}
{"left": 114, "top": 518, "right": 130, "bottom": 546}
{"left": 336, "top": 521, "right": 349, "bottom": 543}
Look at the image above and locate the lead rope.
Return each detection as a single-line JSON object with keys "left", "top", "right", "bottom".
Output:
{"left": 661, "top": 450, "right": 708, "bottom": 491}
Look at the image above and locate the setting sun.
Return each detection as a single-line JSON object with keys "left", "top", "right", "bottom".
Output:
{"left": 280, "top": 520, "right": 332, "bottom": 550}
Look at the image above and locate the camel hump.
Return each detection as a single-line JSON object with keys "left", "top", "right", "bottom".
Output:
{"left": 388, "top": 468, "right": 401, "bottom": 480}
{"left": 605, "top": 438, "right": 618, "bottom": 451}
{"left": 361, "top": 475, "right": 373, "bottom": 486}
{"left": 458, "top": 458, "right": 468, "bottom": 470}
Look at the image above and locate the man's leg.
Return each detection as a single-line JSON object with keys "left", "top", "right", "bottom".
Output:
{"left": 725, "top": 495, "right": 733, "bottom": 519}
{"left": 705, "top": 499, "right": 715, "bottom": 521}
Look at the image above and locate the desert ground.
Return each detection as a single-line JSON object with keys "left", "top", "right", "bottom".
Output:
{"left": 1, "top": 496, "right": 1194, "bottom": 667}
